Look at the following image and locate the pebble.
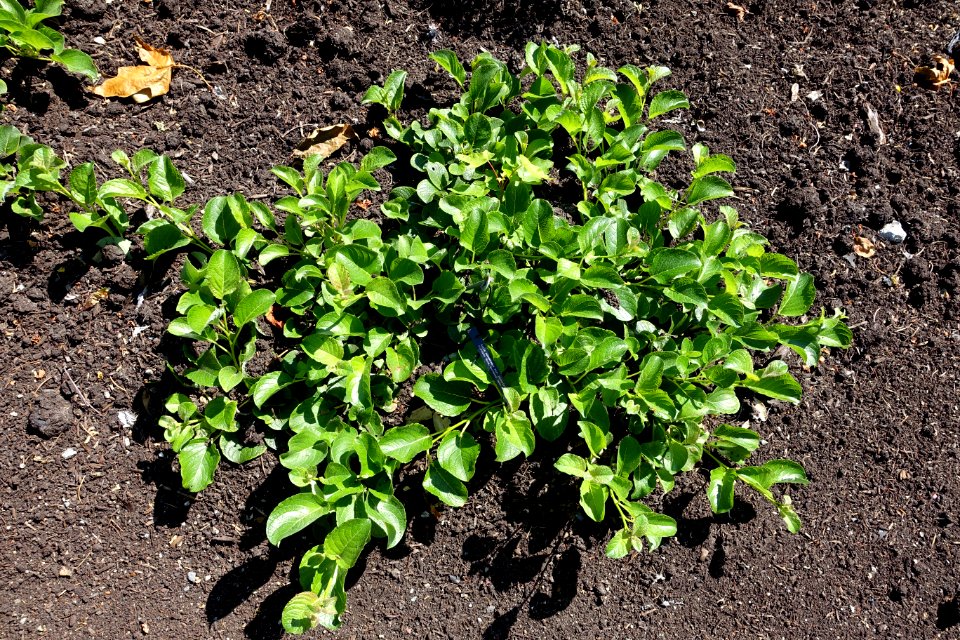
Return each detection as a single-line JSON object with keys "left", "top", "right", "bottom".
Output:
{"left": 187, "top": 571, "right": 199, "bottom": 583}
{"left": 447, "top": 574, "right": 461, "bottom": 584}
{"left": 879, "top": 220, "right": 906, "bottom": 244}
{"left": 61, "top": 448, "right": 77, "bottom": 460}
{"left": 93, "top": 36, "right": 106, "bottom": 45}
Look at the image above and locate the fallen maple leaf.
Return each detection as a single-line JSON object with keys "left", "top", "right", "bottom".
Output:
{"left": 293, "top": 124, "right": 357, "bottom": 160}
{"left": 91, "top": 38, "right": 174, "bottom": 103}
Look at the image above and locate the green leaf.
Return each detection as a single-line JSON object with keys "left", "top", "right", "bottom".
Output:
{"left": 360, "top": 146, "right": 397, "bottom": 172}
{"left": 701, "top": 219, "right": 732, "bottom": 257}
{"left": 581, "top": 265, "right": 624, "bottom": 289}
{"left": 606, "top": 529, "right": 632, "bottom": 559}
{"left": 267, "top": 492, "right": 331, "bottom": 545}
{"left": 778, "top": 273, "right": 815, "bottom": 317}
{"left": 579, "top": 480, "right": 608, "bottom": 521}
{"left": 413, "top": 374, "right": 473, "bottom": 417}
{"left": 260, "top": 243, "right": 290, "bottom": 265}
{"left": 708, "top": 292, "right": 745, "bottom": 326}
{"left": 301, "top": 334, "right": 344, "bottom": 366}
{"left": 217, "top": 366, "right": 244, "bottom": 393}
{"left": 424, "top": 462, "right": 468, "bottom": 508}
{"left": 98, "top": 178, "right": 147, "bottom": 200}
{"left": 741, "top": 372, "right": 802, "bottom": 404}
{"left": 529, "top": 386, "right": 569, "bottom": 440}
{"left": 707, "top": 466, "right": 735, "bottom": 513}
{"left": 664, "top": 277, "right": 708, "bottom": 307}
{"left": 430, "top": 271, "right": 465, "bottom": 304}
{"left": 0, "top": 124, "right": 22, "bottom": 157}
{"left": 201, "top": 195, "right": 242, "bottom": 246}
{"left": 385, "top": 339, "right": 418, "bottom": 383}
{"left": 686, "top": 176, "right": 733, "bottom": 206}
{"left": 367, "top": 492, "right": 407, "bottom": 548}
{"left": 668, "top": 206, "right": 699, "bottom": 239}
{"left": 598, "top": 170, "right": 637, "bottom": 197}
{"left": 147, "top": 155, "right": 186, "bottom": 203}
{"left": 324, "top": 519, "right": 372, "bottom": 569}
{"left": 366, "top": 277, "right": 406, "bottom": 317}
{"left": 10, "top": 26, "right": 56, "bottom": 51}
{"left": 712, "top": 424, "right": 760, "bottom": 460}
{"left": 778, "top": 502, "right": 802, "bottom": 533}
{"left": 758, "top": 460, "right": 809, "bottom": 487}
{"left": 460, "top": 206, "right": 489, "bottom": 253}
{"left": 555, "top": 453, "right": 588, "bottom": 478}
{"left": 342, "top": 356, "right": 372, "bottom": 408}
{"left": 281, "top": 591, "right": 325, "bottom": 635}
{"left": 51, "top": 48, "right": 98, "bottom": 81}
{"left": 233, "top": 289, "right": 275, "bottom": 327}
{"left": 250, "top": 371, "right": 294, "bottom": 408}
{"left": 218, "top": 434, "right": 266, "bottom": 464}
{"left": 494, "top": 411, "right": 535, "bottom": 461}
{"left": 379, "top": 424, "right": 432, "bottom": 463}
{"left": 692, "top": 153, "right": 737, "bottom": 178}
{"left": 437, "top": 431, "right": 480, "bottom": 482}
{"left": 649, "top": 248, "right": 701, "bottom": 282}
{"left": 178, "top": 438, "right": 220, "bottom": 493}
{"left": 647, "top": 89, "right": 689, "bottom": 119}
{"left": 382, "top": 70, "right": 407, "bottom": 112}
{"left": 429, "top": 49, "right": 466, "bottom": 87}
{"left": 759, "top": 253, "right": 799, "bottom": 278}
{"left": 560, "top": 294, "right": 603, "bottom": 320}
{"left": 205, "top": 250, "right": 242, "bottom": 299}
{"left": 203, "top": 396, "right": 238, "bottom": 432}
{"left": 67, "top": 162, "right": 97, "bottom": 206}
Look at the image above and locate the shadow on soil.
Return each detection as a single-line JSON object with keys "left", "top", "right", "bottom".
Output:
{"left": 447, "top": 443, "right": 595, "bottom": 639}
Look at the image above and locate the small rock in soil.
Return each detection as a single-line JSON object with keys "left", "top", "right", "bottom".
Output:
{"left": 99, "top": 243, "right": 125, "bottom": 265}
{"left": 187, "top": 571, "right": 199, "bottom": 583}
{"left": 28, "top": 389, "right": 75, "bottom": 438}
{"left": 879, "top": 220, "right": 906, "bottom": 244}
{"left": 61, "top": 447, "right": 77, "bottom": 460}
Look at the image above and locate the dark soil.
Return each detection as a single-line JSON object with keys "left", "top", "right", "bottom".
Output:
{"left": 2, "top": 0, "right": 959, "bottom": 638}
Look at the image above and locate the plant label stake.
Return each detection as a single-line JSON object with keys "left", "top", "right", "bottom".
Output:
{"left": 467, "top": 326, "right": 506, "bottom": 391}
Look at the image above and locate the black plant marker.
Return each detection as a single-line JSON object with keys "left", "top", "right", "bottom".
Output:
{"left": 467, "top": 326, "right": 506, "bottom": 391}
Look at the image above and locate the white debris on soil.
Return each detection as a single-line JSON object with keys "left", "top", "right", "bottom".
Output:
{"left": 118, "top": 410, "right": 138, "bottom": 430}
{"left": 879, "top": 220, "right": 906, "bottom": 244}
{"left": 61, "top": 448, "right": 77, "bottom": 460}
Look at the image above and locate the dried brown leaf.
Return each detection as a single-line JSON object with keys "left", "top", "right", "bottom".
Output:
{"left": 853, "top": 236, "right": 876, "bottom": 258}
{"left": 914, "top": 55, "right": 954, "bottom": 90}
{"left": 91, "top": 38, "right": 174, "bottom": 103}
{"left": 265, "top": 305, "right": 284, "bottom": 329}
{"left": 293, "top": 124, "right": 357, "bottom": 160}
{"left": 726, "top": 2, "right": 748, "bottom": 21}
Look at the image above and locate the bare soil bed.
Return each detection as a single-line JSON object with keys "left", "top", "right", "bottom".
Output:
{"left": 2, "top": 0, "right": 959, "bottom": 638}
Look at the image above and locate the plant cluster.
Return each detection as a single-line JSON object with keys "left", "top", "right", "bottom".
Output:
{"left": 0, "top": 38, "right": 851, "bottom": 636}
{"left": 0, "top": 0, "right": 98, "bottom": 80}
{"left": 0, "top": 125, "right": 139, "bottom": 251}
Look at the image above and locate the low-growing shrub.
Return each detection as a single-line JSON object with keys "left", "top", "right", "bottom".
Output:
{"left": 2, "top": 40, "right": 851, "bottom": 635}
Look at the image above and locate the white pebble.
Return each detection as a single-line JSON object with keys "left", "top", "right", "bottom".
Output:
{"left": 61, "top": 448, "right": 77, "bottom": 460}
{"left": 879, "top": 220, "right": 906, "bottom": 244}
{"left": 93, "top": 36, "right": 106, "bottom": 45}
